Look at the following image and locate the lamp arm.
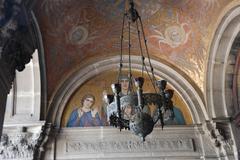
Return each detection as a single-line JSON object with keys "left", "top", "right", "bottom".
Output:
{"left": 111, "top": 83, "right": 123, "bottom": 130}
{"left": 109, "top": 113, "right": 130, "bottom": 130}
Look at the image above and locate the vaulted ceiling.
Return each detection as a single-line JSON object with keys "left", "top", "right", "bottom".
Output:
{"left": 33, "top": 0, "right": 236, "bottom": 100}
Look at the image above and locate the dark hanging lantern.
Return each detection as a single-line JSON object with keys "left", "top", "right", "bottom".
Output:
{"left": 106, "top": 0, "right": 175, "bottom": 141}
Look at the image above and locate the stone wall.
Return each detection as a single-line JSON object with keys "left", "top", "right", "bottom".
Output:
{"left": 44, "top": 126, "right": 235, "bottom": 160}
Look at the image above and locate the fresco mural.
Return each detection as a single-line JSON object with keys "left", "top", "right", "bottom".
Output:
{"left": 61, "top": 70, "right": 192, "bottom": 127}
{"left": 34, "top": 0, "right": 236, "bottom": 103}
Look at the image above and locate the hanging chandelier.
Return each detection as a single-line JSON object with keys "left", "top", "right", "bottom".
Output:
{"left": 106, "top": 0, "right": 175, "bottom": 141}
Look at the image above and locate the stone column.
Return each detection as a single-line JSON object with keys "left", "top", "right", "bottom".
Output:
{"left": 0, "top": 0, "right": 37, "bottom": 137}
{"left": 0, "top": 89, "right": 7, "bottom": 138}
{"left": 0, "top": 61, "right": 15, "bottom": 137}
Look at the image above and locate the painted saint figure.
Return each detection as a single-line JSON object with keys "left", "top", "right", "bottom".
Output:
{"left": 119, "top": 75, "right": 131, "bottom": 96}
{"left": 103, "top": 75, "right": 136, "bottom": 121}
{"left": 67, "top": 94, "right": 103, "bottom": 127}
{"left": 122, "top": 104, "right": 133, "bottom": 120}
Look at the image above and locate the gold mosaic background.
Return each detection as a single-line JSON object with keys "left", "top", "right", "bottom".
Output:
{"left": 61, "top": 70, "right": 192, "bottom": 127}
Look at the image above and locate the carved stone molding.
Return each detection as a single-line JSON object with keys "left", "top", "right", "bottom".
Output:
{"left": 33, "top": 123, "right": 52, "bottom": 160}
{"left": 204, "top": 120, "right": 234, "bottom": 157}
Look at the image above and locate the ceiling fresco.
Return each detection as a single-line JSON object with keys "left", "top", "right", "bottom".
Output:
{"left": 34, "top": 0, "right": 235, "bottom": 100}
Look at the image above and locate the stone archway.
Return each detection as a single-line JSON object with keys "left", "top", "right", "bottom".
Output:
{"left": 42, "top": 56, "right": 218, "bottom": 160}
{"left": 206, "top": 5, "right": 240, "bottom": 159}
{"left": 206, "top": 5, "right": 240, "bottom": 119}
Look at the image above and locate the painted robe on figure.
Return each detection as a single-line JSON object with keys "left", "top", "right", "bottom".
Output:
{"left": 67, "top": 108, "right": 103, "bottom": 127}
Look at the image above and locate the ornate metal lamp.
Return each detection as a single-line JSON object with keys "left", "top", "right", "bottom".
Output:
{"left": 106, "top": 0, "right": 175, "bottom": 141}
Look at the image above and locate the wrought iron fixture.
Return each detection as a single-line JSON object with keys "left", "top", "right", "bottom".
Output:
{"left": 106, "top": 0, "right": 175, "bottom": 141}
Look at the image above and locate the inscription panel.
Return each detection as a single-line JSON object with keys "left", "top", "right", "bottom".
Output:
{"left": 66, "top": 138, "right": 194, "bottom": 153}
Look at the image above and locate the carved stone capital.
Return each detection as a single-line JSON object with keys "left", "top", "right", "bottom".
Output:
{"left": 0, "top": 131, "right": 40, "bottom": 159}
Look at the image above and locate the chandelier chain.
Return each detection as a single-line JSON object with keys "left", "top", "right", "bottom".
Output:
{"left": 128, "top": 20, "right": 133, "bottom": 94}
{"left": 135, "top": 19, "right": 145, "bottom": 77}
{"left": 118, "top": 13, "right": 126, "bottom": 84}
{"left": 138, "top": 17, "right": 157, "bottom": 92}
{"left": 108, "top": 0, "right": 175, "bottom": 141}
